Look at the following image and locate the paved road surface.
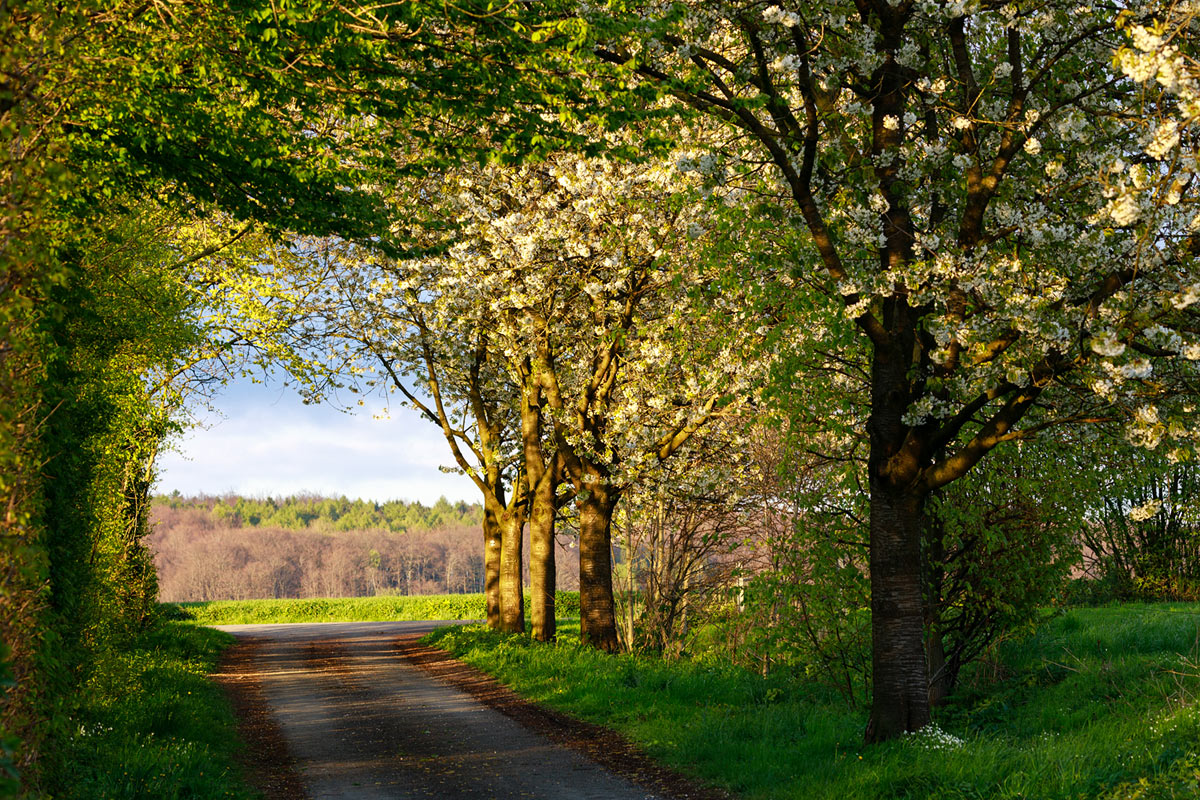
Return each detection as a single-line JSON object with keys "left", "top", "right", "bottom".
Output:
{"left": 215, "top": 621, "right": 662, "bottom": 800}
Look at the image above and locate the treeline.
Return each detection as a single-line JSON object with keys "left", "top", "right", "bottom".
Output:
{"left": 147, "top": 494, "right": 581, "bottom": 602}
{"left": 154, "top": 493, "right": 481, "bottom": 533}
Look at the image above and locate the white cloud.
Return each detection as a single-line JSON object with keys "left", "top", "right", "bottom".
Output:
{"left": 155, "top": 377, "right": 477, "bottom": 504}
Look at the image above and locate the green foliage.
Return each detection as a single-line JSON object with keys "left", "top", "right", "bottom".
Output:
{"left": 173, "top": 591, "right": 581, "bottom": 626}
{"left": 426, "top": 604, "right": 1200, "bottom": 800}
{"left": 44, "top": 620, "right": 254, "bottom": 800}
{"left": 730, "top": 435, "right": 874, "bottom": 704}
{"left": 40, "top": 208, "right": 199, "bottom": 667}
{"left": 0, "top": 0, "right": 634, "bottom": 789}
{"left": 1076, "top": 443, "right": 1200, "bottom": 603}
{"left": 923, "top": 440, "right": 1082, "bottom": 696}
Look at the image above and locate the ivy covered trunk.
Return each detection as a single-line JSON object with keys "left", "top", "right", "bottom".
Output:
{"left": 578, "top": 479, "right": 619, "bottom": 652}
{"left": 498, "top": 510, "right": 526, "bottom": 633}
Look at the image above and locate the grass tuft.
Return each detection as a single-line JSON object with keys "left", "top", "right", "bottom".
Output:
{"left": 47, "top": 620, "right": 254, "bottom": 800}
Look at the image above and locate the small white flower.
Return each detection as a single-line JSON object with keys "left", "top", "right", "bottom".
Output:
{"left": 1006, "top": 367, "right": 1030, "bottom": 387}
{"left": 1146, "top": 119, "right": 1181, "bottom": 160}
{"left": 1024, "top": 137, "right": 1042, "bottom": 155}
{"left": 952, "top": 116, "right": 972, "bottom": 130}
{"left": 883, "top": 114, "right": 900, "bottom": 130}
{"left": 904, "top": 724, "right": 966, "bottom": 751}
{"left": 1130, "top": 25, "right": 1164, "bottom": 53}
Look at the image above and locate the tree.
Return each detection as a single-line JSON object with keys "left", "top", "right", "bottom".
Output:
{"left": 580, "top": 0, "right": 1200, "bottom": 739}
{"left": 287, "top": 236, "right": 532, "bottom": 632}
{"left": 395, "top": 152, "right": 761, "bottom": 651}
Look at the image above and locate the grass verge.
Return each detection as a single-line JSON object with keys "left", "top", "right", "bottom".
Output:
{"left": 424, "top": 603, "right": 1200, "bottom": 800}
{"left": 170, "top": 591, "right": 581, "bottom": 626}
{"left": 45, "top": 620, "right": 252, "bottom": 799}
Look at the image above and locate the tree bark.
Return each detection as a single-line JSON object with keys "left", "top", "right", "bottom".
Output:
{"left": 482, "top": 504, "right": 502, "bottom": 629}
{"left": 862, "top": 294, "right": 932, "bottom": 743}
{"left": 499, "top": 509, "right": 526, "bottom": 633}
{"left": 865, "top": 485, "right": 932, "bottom": 743}
{"left": 528, "top": 459, "right": 558, "bottom": 641}
{"left": 578, "top": 479, "right": 619, "bottom": 652}
{"left": 925, "top": 626, "right": 950, "bottom": 708}
{"left": 519, "top": 366, "right": 558, "bottom": 641}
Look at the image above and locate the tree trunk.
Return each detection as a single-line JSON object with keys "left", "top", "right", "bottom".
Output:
{"left": 578, "top": 480, "right": 619, "bottom": 652}
{"left": 520, "top": 370, "right": 557, "bottom": 642}
{"left": 483, "top": 504, "right": 502, "bottom": 629}
{"left": 499, "top": 509, "right": 526, "bottom": 633}
{"left": 865, "top": 486, "right": 931, "bottom": 742}
{"left": 528, "top": 462, "right": 557, "bottom": 641}
{"left": 623, "top": 516, "right": 636, "bottom": 649}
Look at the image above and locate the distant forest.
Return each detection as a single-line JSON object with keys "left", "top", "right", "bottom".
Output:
{"left": 148, "top": 494, "right": 581, "bottom": 602}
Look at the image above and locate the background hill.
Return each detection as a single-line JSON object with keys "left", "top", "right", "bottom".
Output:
{"left": 148, "top": 493, "right": 581, "bottom": 601}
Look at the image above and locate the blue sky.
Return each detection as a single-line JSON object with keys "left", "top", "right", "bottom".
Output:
{"left": 154, "top": 375, "right": 478, "bottom": 504}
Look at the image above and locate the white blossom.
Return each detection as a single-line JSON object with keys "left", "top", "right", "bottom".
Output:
{"left": 762, "top": 5, "right": 801, "bottom": 27}
{"left": 1128, "top": 498, "right": 1163, "bottom": 521}
{"left": 1091, "top": 331, "right": 1126, "bottom": 357}
{"left": 1145, "top": 119, "right": 1181, "bottom": 160}
{"left": 1105, "top": 193, "right": 1141, "bottom": 226}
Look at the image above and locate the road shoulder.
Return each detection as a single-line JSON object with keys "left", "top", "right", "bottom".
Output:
{"left": 394, "top": 632, "right": 734, "bottom": 800}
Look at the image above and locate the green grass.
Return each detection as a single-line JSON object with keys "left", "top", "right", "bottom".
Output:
{"left": 47, "top": 620, "right": 254, "bottom": 800}
{"left": 424, "top": 604, "right": 1200, "bottom": 800}
{"left": 171, "top": 591, "right": 581, "bottom": 625}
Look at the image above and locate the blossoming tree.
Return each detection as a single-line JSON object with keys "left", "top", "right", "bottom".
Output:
{"left": 355, "top": 149, "right": 763, "bottom": 650}
{"left": 579, "top": 0, "right": 1200, "bottom": 740}
{"left": 289, "top": 234, "right": 535, "bottom": 634}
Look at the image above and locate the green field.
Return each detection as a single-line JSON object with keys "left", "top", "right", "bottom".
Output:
{"left": 169, "top": 591, "right": 581, "bottom": 625}
{"left": 424, "top": 604, "right": 1200, "bottom": 800}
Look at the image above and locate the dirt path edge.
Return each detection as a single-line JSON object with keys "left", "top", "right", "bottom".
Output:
{"left": 211, "top": 636, "right": 310, "bottom": 800}
{"left": 394, "top": 633, "right": 736, "bottom": 800}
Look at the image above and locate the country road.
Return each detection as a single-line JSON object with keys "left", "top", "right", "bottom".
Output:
{"left": 212, "top": 621, "right": 690, "bottom": 800}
